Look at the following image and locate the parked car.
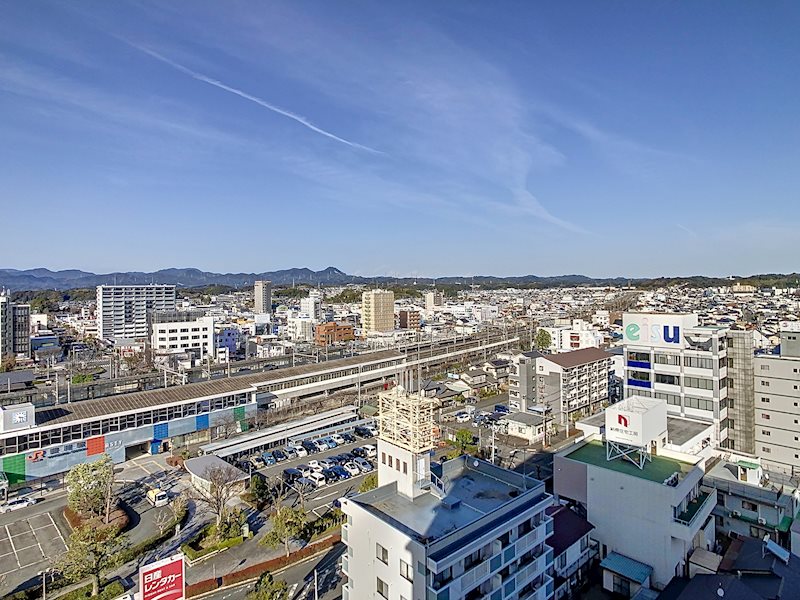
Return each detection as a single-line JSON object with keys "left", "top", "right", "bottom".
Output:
{"left": 354, "top": 457, "right": 373, "bottom": 473}
{"left": 338, "top": 452, "right": 356, "bottom": 463}
{"left": 302, "top": 440, "right": 318, "bottom": 454}
{"left": 342, "top": 462, "right": 361, "bottom": 477}
{"left": 319, "top": 458, "right": 337, "bottom": 470}
{"left": 261, "top": 453, "right": 277, "bottom": 466}
{"left": 0, "top": 497, "right": 37, "bottom": 513}
{"left": 272, "top": 449, "right": 288, "bottom": 462}
{"left": 296, "top": 464, "right": 312, "bottom": 478}
{"left": 292, "top": 444, "right": 308, "bottom": 457}
{"left": 330, "top": 465, "right": 351, "bottom": 480}
{"left": 313, "top": 440, "right": 328, "bottom": 452}
{"left": 321, "top": 469, "right": 339, "bottom": 484}
{"left": 283, "top": 446, "right": 297, "bottom": 459}
{"left": 362, "top": 445, "right": 377, "bottom": 459}
{"left": 455, "top": 412, "right": 470, "bottom": 423}
{"left": 308, "top": 472, "right": 327, "bottom": 488}
{"left": 494, "top": 404, "right": 510, "bottom": 414}
{"left": 341, "top": 432, "right": 357, "bottom": 444}
{"left": 352, "top": 446, "right": 367, "bottom": 458}
{"left": 322, "top": 437, "right": 338, "bottom": 449}
{"left": 249, "top": 455, "right": 266, "bottom": 470}
{"left": 308, "top": 460, "right": 323, "bottom": 471}
{"left": 295, "top": 476, "right": 317, "bottom": 491}
{"left": 282, "top": 468, "right": 302, "bottom": 484}
{"left": 354, "top": 426, "right": 372, "bottom": 438}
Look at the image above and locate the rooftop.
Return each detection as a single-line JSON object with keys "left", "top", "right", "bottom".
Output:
{"left": 542, "top": 347, "right": 611, "bottom": 368}
{"left": 667, "top": 417, "right": 713, "bottom": 447}
{"left": 600, "top": 551, "right": 653, "bottom": 584}
{"left": 354, "top": 455, "right": 545, "bottom": 544}
{"left": 565, "top": 440, "right": 693, "bottom": 483}
{"left": 545, "top": 505, "right": 594, "bottom": 557}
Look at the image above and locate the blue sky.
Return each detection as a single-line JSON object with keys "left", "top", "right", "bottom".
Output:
{"left": 1, "top": 1, "right": 798, "bottom": 278}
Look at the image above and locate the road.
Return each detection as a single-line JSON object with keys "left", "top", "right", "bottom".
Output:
{"left": 201, "top": 543, "right": 346, "bottom": 600}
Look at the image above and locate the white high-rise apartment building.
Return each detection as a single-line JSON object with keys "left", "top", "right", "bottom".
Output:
{"left": 622, "top": 312, "right": 729, "bottom": 444}
{"left": 362, "top": 289, "right": 395, "bottom": 333}
{"left": 96, "top": 285, "right": 176, "bottom": 341}
{"left": 287, "top": 316, "right": 315, "bottom": 342}
{"left": 300, "top": 291, "right": 323, "bottom": 323}
{"left": 341, "top": 385, "right": 555, "bottom": 600}
{"left": 254, "top": 280, "right": 273, "bottom": 315}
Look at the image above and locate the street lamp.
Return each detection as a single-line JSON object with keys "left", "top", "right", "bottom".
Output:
{"left": 39, "top": 568, "right": 52, "bottom": 600}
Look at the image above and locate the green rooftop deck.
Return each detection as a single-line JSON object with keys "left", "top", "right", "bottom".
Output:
{"left": 566, "top": 440, "right": 692, "bottom": 483}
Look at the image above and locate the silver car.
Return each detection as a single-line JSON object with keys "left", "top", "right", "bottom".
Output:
{"left": 0, "top": 496, "right": 37, "bottom": 514}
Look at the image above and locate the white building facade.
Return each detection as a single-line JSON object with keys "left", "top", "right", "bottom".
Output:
{"left": 96, "top": 285, "right": 176, "bottom": 341}
{"left": 622, "top": 312, "right": 729, "bottom": 445}
{"left": 151, "top": 316, "right": 215, "bottom": 358}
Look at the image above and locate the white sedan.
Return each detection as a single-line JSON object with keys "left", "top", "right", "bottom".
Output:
{"left": 342, "top": 462, "right": 361, "bottom": 477}
{"left": 0, "top": 496, "right": 37, "bottom": 514}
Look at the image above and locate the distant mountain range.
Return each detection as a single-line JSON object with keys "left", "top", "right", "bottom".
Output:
{"left": 0, "top": 266, "right": 635, "bottom": 291}
{"left": 0, "top": 267, "right": 797, "bottom": 292}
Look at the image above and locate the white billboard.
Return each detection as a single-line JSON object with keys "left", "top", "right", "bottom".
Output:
{"left": 622, "top": 313, "right": 698, "bottom": 350}
{"left": 780, "top": 321, "right": 800, "bottom": 333}
{"left": 606, "top": 397, "right": 667, "bottom": 447}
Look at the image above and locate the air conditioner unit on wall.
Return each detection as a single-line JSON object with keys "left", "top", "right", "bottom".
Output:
{"left": 758, "top": 517, "right": 767, "bottom": 525}
{"left": 731, "top": 510, "right": 741, "bottom": 517}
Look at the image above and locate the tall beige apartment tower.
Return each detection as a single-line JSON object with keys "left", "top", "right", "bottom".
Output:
{"left": 361, "top": 289, "right": 395, "bottom": 333}
{"left": 254, "top": 280, "right": 273, "bottom": 314}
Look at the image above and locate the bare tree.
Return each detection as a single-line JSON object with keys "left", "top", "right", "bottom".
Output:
{"left": 191, "top": 466, "right": 243, "bottom": 533}
{"left": 153, "top": 510, "right": 172, "bottom": 536}
{"left": 215, "top": 414, "right": 241, "bottom": 439}
{"left": 169, "top": 493, "right": 188, "bottom": 524}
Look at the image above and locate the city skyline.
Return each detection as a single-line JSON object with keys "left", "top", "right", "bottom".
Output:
{"left": 2, "top": 1, "right": 799, "bottom": 277}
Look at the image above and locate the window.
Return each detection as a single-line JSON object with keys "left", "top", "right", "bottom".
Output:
{"left": 685, "top": 396, "right": 713, "bottom": 411}
{"left": 763, "top": 447, "right": 771, "bottom": 453}
{"left": 742, "top": 501, "right": 758, "bottom": 511}
{"left": 400, "top": 559, "right": 413, "bottom": 581}
{"left": 377, "top": 578, "right": 389, "bottom": 599}
{"left": 376, "top": 543, "right": 389, "bottom": 564}
{"left": 762, "top": 397, "right": 770, "bottom": 403}
{"left": 627, "top": 351, "right": 650, "bottom": 362}
{"left": 761, "top": 381, "right": 770, "bottom": 387}
{"left": 654, "top": 353, "right": 680, "bottom": 366}
{"left": 727, "top": 419, "right": 735, "bottom": 430}
{"left": 629, "top": 370, "right": 650, "bottom": 382}
{"left": 382, "top": 452, "right": 386, "bottom": 465}
{"left": 762, "top": 413, "right": 771, "bottom": 420}
{"left": 612, "top": 575, "right": 630, "bottom": 596}
{"left": 656, "top": 392, "right": 681, "bottom": 406}
{"left": 762, "top": 430, "right": 771, "bottom": 436}
{"left": 761, "top": 364, "right": 770, "bottom": 371}
{"left": 684, "top": 376, "right": 714, "bottom": 390}
{"left": 684, "top": 356, "right": 713, "bottom": 369}
{"left": 655, "top": 373, "right": 679, "bottom": 385}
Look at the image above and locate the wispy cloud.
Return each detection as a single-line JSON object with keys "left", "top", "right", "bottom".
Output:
{"left": 676, "top": 223, "right": 698, "bottom": 237}
{"left": 125, "top": 41, "right": 383, "bottom": 155}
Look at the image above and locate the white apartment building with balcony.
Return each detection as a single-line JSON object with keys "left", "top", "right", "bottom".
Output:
{"left": 300, "top": 292, "right": 323, "bottom": 323}
{"left": 96, "top": 284, "right": 176, "bottom": 341}
{"left": 341, "top": 386, "right": 556, "bottom": 600}
{"left": 622, "top": 312, "right": 729, "bottom": 445}
{"left": 541, "top": 320, "right": 603, "bottom": 353}
{"left": 533, "top": 348, "right": 612, "bottom": 426}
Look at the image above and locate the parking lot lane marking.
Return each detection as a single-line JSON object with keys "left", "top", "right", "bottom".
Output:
{"left": 316, "top": 491, "right": 340, "bottom": 501}
{"left": 47, "top": 513, "right": 66, "bottom": 547}
{"left": 5, "top": 525, "right": 20, "bottom": 567}
{"left": 28, "top": 520, "right": 47, "bottom": 558}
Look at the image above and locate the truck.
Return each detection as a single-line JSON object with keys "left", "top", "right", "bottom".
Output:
{"left": 146, "top": 488, "right": 169, "bottom": 507}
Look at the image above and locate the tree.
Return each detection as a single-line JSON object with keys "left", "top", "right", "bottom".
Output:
{"left": 153, "top": 509, "right": 172, "bottom": 536}
{"left": 358, "top": 473, "right": 378, "bottom": 493}
{"left": 0, "top": 356, "right": 16, "bottom": 372}
{"left": 66, "top": 455, "right": 115, "bottom": 522}
{"left": 247, "top": 572, "right": 288, "bottom": 600}
{"left": 191, "top": 465, "right": 243, "bottom": 534}
{"left": 533, "top": 329, "right": 552, "bottom": 352}
{"left": 215, "top": 414, "right": 241, "bottom": 439}
{"left": 454, "top": 429, "right": 476, "bottom": 455}
{"left": 56, "top": 525, "right": 129, "bottom": 596}
{"left": 262, "top": 505, "right": 305, "bottom": 557}
{"left": 122, "top": 352, "right": 150, "bottom": 375}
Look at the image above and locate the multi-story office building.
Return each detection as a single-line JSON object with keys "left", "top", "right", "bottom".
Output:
{"left": 398, "top": 309, "right": 420, "bottom": 330}
{"left": 753, "top": 327, "right": 800, "bottom": 472}
{"left": 341, "top": 385, "right": 556, "bottom": 600}
{"left": 150, "top": 311, "right": 215, "bottom": 359}
{"left": 287, "top": 316, "right": 315, "bottom": 342}
{"left": 96, "top": 285, "right": 176, "bottom": 341}
{"left": 254, "top": 280, "right": 273, "bottom": 315}
{"left": 554, "top": 397, "right": 716, "bottom": 593}
{"left": 724, "top": 329, "right": 756, "bottom": 453}
{"left": 300, "top": 291, "right": 323, "bottom": 323}
{"left": 425, "top": 290, "right": 444, "bottom": 311}
{"left": 533, "top": 348, "right": 612, "bottom": 426}
{"left": 0, "top": 294, "right": 30, "bottom": 358}
{"left": 362, "top": 289, "right": 395, "bottom": 333}
{"left": 541, "top": 320, "right": 603, "bottom": 353}
{"left": 622, "top": 312, "right": 729, "bottom": 445}
{"left": 315, "top": 322, "right": 355, "bottom": 346}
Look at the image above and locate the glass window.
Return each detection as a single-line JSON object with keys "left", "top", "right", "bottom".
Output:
{"left": 376, "top": 543, "right": 389, "bottom": 564}
{"left": 400, "top": 559, "right": 413, "bottom": 581}
{"left": 377, "top": 579, "right": 389, "bottom": 599}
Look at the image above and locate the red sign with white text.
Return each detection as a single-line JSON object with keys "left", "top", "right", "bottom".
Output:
{"left": 140, "top": 554, "right": 184, "bottom": 600}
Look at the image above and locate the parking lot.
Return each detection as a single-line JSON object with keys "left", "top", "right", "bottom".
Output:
{"left": 0, "top": 511, "right": 67, "bottom": 579}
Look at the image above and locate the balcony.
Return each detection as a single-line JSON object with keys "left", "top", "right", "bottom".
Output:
{"left": 674, "top": 491, "right": 714, "bottom": 526}
{"left": 341, "top": 554, "right": 350, "bottom": 576}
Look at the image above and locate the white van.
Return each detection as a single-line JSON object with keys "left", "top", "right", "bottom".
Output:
{"left": 308, "top": 472, "right": 327, "bottom": 488}
{"left": 146, "top": 489, "right": 169, "bottom": 507}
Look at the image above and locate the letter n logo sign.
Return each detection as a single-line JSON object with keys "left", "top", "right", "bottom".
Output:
{"left": 618, "top": 414, "right": 629, "bottom": 428}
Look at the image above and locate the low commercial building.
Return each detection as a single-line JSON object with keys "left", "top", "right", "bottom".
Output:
{"left": 554, "top": 397, "right": 716, "bottom": 593}
{"left": 184, "top": 454, "right": 248, "bottom": 496}
{"left": 500, "top": 412, "right": 546, "bottom": 444}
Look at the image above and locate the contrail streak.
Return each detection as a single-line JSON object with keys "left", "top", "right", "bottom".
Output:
{"left": 131, "top": 43, "right": 382, "bottom": 154}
